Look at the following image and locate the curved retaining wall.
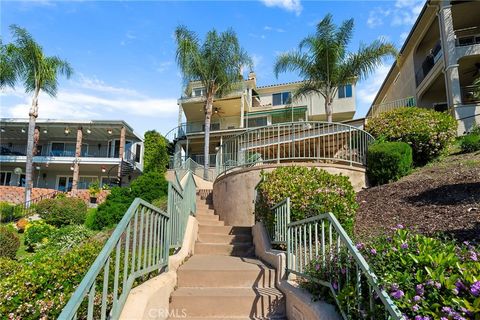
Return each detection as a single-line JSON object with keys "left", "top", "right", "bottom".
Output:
{"left": 213, "top": 163, "right": 367, "bottom": 226}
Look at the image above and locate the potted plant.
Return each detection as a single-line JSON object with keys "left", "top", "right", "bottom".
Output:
{"left": 88, "top": 180, "right": 100, "bottom": 204}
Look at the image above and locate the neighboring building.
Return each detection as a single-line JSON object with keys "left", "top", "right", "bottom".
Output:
{"left": 0, "top": 119, "right": 143, "bottom": 191}
{"left": 368, "top": 0, "right": 480, "bottom": 134}
{"left": 171, "top": 72, "right": 356, "bottom": 166}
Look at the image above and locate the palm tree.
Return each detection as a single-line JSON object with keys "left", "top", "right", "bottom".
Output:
{"left": 0, "top": 38, "right": 17, "bottom": 89}
{"left": 175, "top": 26, "right": 252, "bottom": 179}
{"left": 7, "top": 25, "right": 73, "bottom": 203}
{"left": 274, "top": 14, "right": 397, "bottom": 122}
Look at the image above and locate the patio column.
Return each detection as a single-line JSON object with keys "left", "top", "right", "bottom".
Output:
{"left": 438, "top": 2, "right": 462, "bottom": 112}
{"left": 178, "top": 103, "right": 183, "bottom": 128}
{"left": 240, "top": 92, "right": 245, "bottom": 128}
{"left": 71, "top": 126, "right": 83, "bottom": 193}
{"left": 117, "top": 126, "right": 126, "bottom": 180}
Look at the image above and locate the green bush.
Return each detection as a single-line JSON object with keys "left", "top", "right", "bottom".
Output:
{"left": 255, "top": 166, "right": 358, "bottom": 234}
{"left": 84, "top": 208, "right": 97, "bottom": 229}
{"left": 0, "top": 240, "right": 104, "bottom": 319}
{"left": 0, "top": 225, "right": 20, "bottom": 259}
{"left": 366, "top": 107, "right": 457, "bottom": 165}
{"left": 0, "top": 202, "right": 23, "bottom": 223}
{"left": 152, "top": 195, "right": 168, "bottom": 211}
{"left": 24, "top": 220, "right": 57, "bottom": 251}
{"left": 41, "top": 225, "right": 94, "bottom": 253}
{"left": 92, "top": 171, "right": 168, "bottom": 230}
{"left": 36, "top": 197, "right": 87, "bottom": 227}
{"left": 367, "top": 141, "right": 413, "bottom": 185}
{"left": 460, "top": 133, "right": 480, "bottom": 153}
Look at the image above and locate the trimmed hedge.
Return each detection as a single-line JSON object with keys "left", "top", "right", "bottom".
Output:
{"left": 0, "top": 202, "right": 22, "bottom": 223}
{"left": 0, "top": 225, "right": 20, "bottom": 259}
{"left": 255, "top": 166, "right": 358, "bottom": 234}
{"left": 24, "top": 220, "right": 57, "bottom": 251}
{"left": 36, "top": 197, "right": 87, "bottom": 227}
{"left": 367, "top": 141, "right": 413, "bottom": 186}
{"left": 460, "top": 133, "right": 480, "bottom": 153}
{"left": 366, "top": 107, "right": 457, "bottom": 165}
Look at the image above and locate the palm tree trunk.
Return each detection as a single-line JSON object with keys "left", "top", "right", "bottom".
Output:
{"left": 25, "top": 88, "right": 40, "bottom": 204}
{"left": 203, "top": 95, "right": 213, "bottom": 180}
{"left": 325, "top": 94, "right": 333, "bottom": 122}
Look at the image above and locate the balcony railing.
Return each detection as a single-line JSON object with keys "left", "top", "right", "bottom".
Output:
{"left": 216, "top": 121, "right": 375, "bottom": 177}
{"left": 415, "top": 41, "right": 442, "bottom": 87}
{"left": 455, "top": 27, "right": 480, "bottom": 47}
{"left": 461, "top": 85, "right": 480, "bottom": 104}
{"left": 368, "top": 97, "right": 416, "bottom": 117}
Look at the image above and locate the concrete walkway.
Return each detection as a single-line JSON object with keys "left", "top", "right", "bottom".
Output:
{"left": 168, "top": 193, "right": 286, "bottom": 319}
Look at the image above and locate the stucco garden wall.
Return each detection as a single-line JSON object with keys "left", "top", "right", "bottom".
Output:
{"left": 213, "top": 163, "right": 366, "bottom": 226}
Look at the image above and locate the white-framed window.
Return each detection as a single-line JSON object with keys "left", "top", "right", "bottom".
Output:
{"left": 56, "top": 175, "right": 100, "bottom": 191}
{"left": 245, "top": 116, "right": 269, "bottom": 128}
{"left": 49, "top": 142, "right": 89, "bottom": 157}
{"left": 0, "top": 171, "right": 12, "bottom": 186}
{"left": 193, "top": 87, "right": 206, "bottom": 97}
{"left": 338, "top": 84, "right": 353, "bottom": 98}
{"left": 272, "top": 92, "right": 292, "bottom": 106}
{"left": 107, "top": 140, "right": 133, "bottom": 158}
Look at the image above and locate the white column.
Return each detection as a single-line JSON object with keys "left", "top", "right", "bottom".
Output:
{"left": 240, "top": 92, "right": 245, "bottom": 128}
{"left": 438, "top": 2, "right": 462, "bottom": 112}
{"left": 177, "top": 103, "right": 183, "bottom": 128}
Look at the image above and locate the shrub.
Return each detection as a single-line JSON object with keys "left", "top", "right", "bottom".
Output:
{"left": 0, "top": 240, "right": 104, "bottom": 319}
{"left": 0, "top": 225, "right": 20, "bottom": 259}
{"left": 366, "top": 107, "right": 457, "bottom": 165}
{"left": 255, "top": 166, "right": 357, "bottom": 234}
{"left": 36, "top": 197, "right": 87, "bottom": 227}
{"left": 41, "top": 225, "right": 94, "bottom": 253}
{"left": 152, "top": 195, "right": 168, "bottom": 211}
{"left": 16, "top": 217, "right": 29, "bottom": 233}
{"left": 24, "top": 220, "right": 56, "bottom": 251}
{"left": 92, "top": 171, "right": 168, "bottom": 230}
{"left": 84, "top": 208, "right": 97, "bottom": 229}
{"left": 460, "top": 133, "right": 480, "bottom": 153}
{"left": 367, "top": 141, "right": 413, "bottom": 185}
{"left": 0, "top": 202, "right": 22, "bottom": 223}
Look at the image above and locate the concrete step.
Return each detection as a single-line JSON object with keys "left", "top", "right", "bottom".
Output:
{"left": 198, "top": 225, "right": 251, "bottom": 236}
{"left": 171, "top": 317, "right": 286, "bottom": 320}
{"left": 198, "top": 233, "right": 252, "bottom": 244}
{"left": 177, "top": 255, "right": 275, "bottom": 288}
{"left": 195, "top": 243, "right": 254, "bottom": 257}
{"left": 195, "top": 213, "right": 219, "bottom": 220}
{"left": 197, "top": 219, "right": 225, "bottom": 227}
{"left": 169, "top": 287, "right": 285, "bottom": 318}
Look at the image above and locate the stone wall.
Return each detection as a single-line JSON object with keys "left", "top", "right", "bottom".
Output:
{"left": 0, "top": 186, "right": 109, "bottom": 205}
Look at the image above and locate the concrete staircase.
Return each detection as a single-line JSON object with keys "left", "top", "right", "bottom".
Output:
{"left": 168, "top": 192, "right": 286, "bottom": 319}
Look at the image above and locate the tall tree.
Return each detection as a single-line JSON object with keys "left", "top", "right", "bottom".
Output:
{"left": 0, "top": 38, "right": 17, "bottom": 89}
{"left": 274, "top": 14, "right": 397, "bottom": 122}
{"left": 7, "top": 25, "right": 73, "bottom": 203}
{"left": 175, "top": 26, "right": 252, "bottom": 179}
{"left": 143, "top": 130, "right": 169, "bottom": 174}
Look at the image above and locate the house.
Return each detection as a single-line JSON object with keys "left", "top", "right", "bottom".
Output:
{"left": 0, "top": 119, "right": 143, "bottom": 192}
{"left": 171, "top": 72, "right": 356, "bottom": 167}
{"left": 367, "top": 0, "right": 480, "bottom": 134}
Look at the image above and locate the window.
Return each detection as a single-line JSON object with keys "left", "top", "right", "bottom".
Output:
{"left": 50, "top": 142, "right": 88, "bottom": 157}
{"left": 272, "top": 92, "right": 292, "bottom": 106}
{"left": 245, "top": 117, "right": 268, "bottom": 128}
{"left": 193, "top": 88, "right": 205, "bottom": 97}
{"left": 0, "top": 172, "right": 12, "bottom": 186}
{"left": 57, "top": 176, "right": 73, "bottom": 192}
{"left": 338, "top": 84, "right": 353, "bottom": 99}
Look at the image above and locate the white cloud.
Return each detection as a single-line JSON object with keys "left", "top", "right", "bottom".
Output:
{"left": 77, "top": 74, "right": 141, "bottom": 96}
{"left": 156, "top": 61, "right": 173, "bottom": 73}
{"left": 400, "top": 31, "right": 409, "bottom": 42}
{"left": 260, "top": 0, "right": 302, "bottom": 16}
{"left": 264, "top": 25, "right": 285, "bottom": 33}
{"left": 355, "top": 63, "right": 391, "bottom": 116}
{"left": 367, "top": 0, "right": 423, "bottom": 29}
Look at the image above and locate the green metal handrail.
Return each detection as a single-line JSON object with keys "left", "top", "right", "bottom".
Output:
{"left": 216, "top": 121, "right": 375, "bottom": 177}
{"left": 58, "top": 171, "right": 197, "bottom": 319}
{"left": 267, "top": 198, "right": 290, "bottom": 245}
{"left": 286, "top": 213, "right": 403, "bottom": 319}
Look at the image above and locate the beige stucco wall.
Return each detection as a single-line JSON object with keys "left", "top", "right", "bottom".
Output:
{"left": 213, "top": 163, "right": 366, "bottom": 227}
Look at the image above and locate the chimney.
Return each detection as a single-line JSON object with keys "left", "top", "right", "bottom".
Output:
{"left": 248, "top": 71, "right": 256, "bottom": 86}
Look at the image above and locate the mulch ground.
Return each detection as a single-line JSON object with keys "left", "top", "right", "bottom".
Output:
{"left": 355, "top": 151, "right": 480, "bottom": 243}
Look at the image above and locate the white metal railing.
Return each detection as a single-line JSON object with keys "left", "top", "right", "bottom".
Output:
{"left": 368, "top": 97, "right": 416, "bottom": 117}
{"left": 216, "top": 122, "right": 374, "bottom": 177}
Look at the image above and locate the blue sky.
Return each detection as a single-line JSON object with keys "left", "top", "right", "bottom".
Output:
{"left": 0, "top": 0, "right": 424, "bottom": 136}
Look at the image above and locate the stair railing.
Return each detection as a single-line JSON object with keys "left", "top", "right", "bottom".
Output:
{"left": 58, "top": 170, "right": 197, "bottom": 320}
{"left": 261, "top": 198, "right": 402, "bottom": 319}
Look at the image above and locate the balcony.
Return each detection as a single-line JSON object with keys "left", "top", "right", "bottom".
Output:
{"left": 455, "top": 27, "right": 480, "bottom": 47}
{"left": 415, "top": 41, "right": 442, "bottom": 87}
{"left": 461, "top": 85, "right": 480, "bottom": 104}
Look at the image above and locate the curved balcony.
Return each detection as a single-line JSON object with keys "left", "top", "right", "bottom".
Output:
{"left": 215, "top": 121, "right": 375, "bottom": 177}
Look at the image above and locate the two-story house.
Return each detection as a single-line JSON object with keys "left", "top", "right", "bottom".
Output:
{"left": 368, "top": 0, "right": 480, "bottom": 134}
{"left": 171, "top": 72, "right": 356, "bottom": 167}
{"left": 0, "top": 119, "right": 143, "bottom": 192}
